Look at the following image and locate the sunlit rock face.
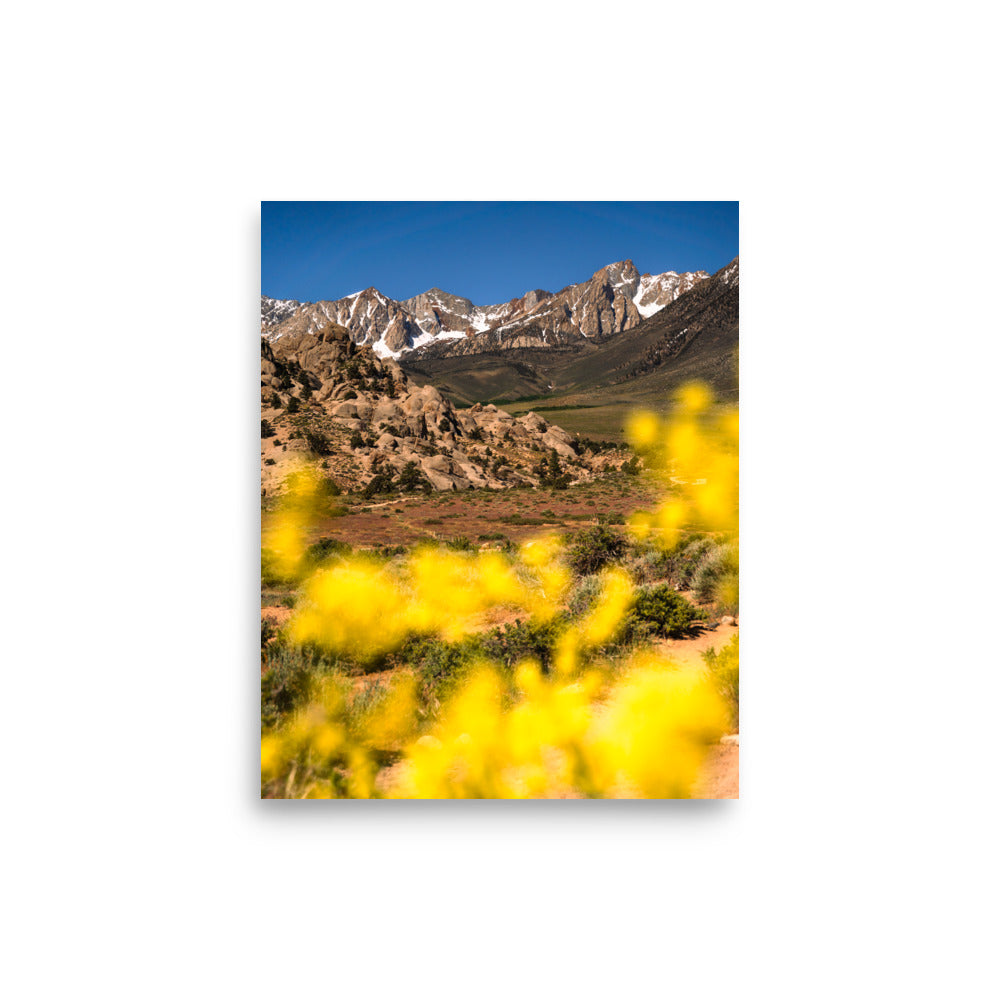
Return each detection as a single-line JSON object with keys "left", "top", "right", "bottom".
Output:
{"left": 261, "top": 324, "right": 622, "bottom": 495}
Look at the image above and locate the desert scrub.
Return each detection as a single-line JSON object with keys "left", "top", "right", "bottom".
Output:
{"left": 625, "top": 544, "right": 672, "bottom": 585}
{"left": 703, "top": 635, "right": 738, "bottom": 731}
{"left": 261, "top": 641, "right": 342, "bottom": 731}
{"left": 691, "top": 540, "right": 739, "bottom": 609}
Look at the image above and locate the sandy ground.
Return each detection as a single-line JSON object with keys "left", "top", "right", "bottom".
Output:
{"left": 692, "top": 743, "right": 739, "bottom": 799}
{"left": 653, "top": 620, "right": 739, "bottom": 666}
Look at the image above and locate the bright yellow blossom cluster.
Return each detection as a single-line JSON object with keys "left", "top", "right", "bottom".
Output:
{"left": 262, "top": 657, "right": 728, "bottom": 799}
{"left": 394, "top": 659, "right": 727, "bottom": 798}
{"left": 626, "top": 382, "right": 738, "bottom": 548}
{"left": 261, "top": 464, "right": 333, "bottom": 580}
{"left": 282, "top": 540, "right": 571, "bottom": 662}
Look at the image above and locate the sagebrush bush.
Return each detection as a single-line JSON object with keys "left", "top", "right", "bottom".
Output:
{"left": 568, "top": 525, "right": 628, "bottom": 576}
{"left": 626, "top": 545, "right": 671, "bottom": 584}
{"left": 692, "top": 542, "right": 739, "bottom": 606}
{"left": 566, "top": 574, "right": 605, "bottom": 619}
{"left": 703, "top": 635, "right": 738, "bottom": 730}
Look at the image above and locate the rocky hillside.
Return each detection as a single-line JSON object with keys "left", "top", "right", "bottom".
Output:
{"left": 260, "top": 324, "right": 626, "bottom": 496}
{"left": 610, "top": 256, "right": 739, "bottom": 386}
{"left": 261, "top": 260, "right": 708, "bottom": 359}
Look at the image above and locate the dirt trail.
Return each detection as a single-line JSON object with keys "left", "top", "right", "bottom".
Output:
{"left": 693, "top": 743, "right": 739, "bottom": 799}
{"left": 652, "top": 621, "right": 738, "bottom": 666}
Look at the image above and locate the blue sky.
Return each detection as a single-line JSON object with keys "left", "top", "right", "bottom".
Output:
{"left": 261, "top": 202, "right": 738, "bottom": 305}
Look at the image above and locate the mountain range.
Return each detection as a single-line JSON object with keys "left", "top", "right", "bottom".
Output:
{"left": 261, "top": 260, "right": 709, "bottom": 359}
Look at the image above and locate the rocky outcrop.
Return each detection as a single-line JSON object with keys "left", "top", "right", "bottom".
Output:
{"left": 261, "top": 324, "right": 623, "bottom": 495}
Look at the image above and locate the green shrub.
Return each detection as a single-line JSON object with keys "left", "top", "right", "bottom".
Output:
{"left": 264, "top": 458, "right": 276, "bottom": 466}
{"left": 399, "top": 635, "right": 481, "bottom": 709}
{"left": 597, "top": 511, "right": 625, "bottom": 525}
{"left": 304, "top": 538, "right": 351, "bottom": 570}
{"left": 261, "top": 418, "right": 275, "bottom": 438}
{"left": 622, "top": 584, "right": 699, "bottom": 641}
{"left": 286, "top": 396, "right": 300, "bottom": 414}
{"left": 445, "top": 536, "right": 473, "bottom": 551}
{"left": 349, "top": 431, "right": 365, "bottom": 449}
{"left": 568, "top": 525, "right": 628, "bottom": 576}
{"left": 481, "top": 617, "right": 566, "bottom": 673}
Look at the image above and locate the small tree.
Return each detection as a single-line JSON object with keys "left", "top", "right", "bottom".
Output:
{"left": 397, "top": 461, "right": 432, "bottom": 494}
{"left": 303, "top": 428, "right": 331, "bottom": 456}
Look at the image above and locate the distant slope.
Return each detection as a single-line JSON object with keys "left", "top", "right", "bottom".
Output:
{"left": 401, "top": 257, "right": 738, "bottom": 409}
